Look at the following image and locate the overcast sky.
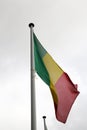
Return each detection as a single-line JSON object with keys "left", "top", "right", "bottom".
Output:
{"left": 0, "top": 0, "right": 87, "bottom": 130}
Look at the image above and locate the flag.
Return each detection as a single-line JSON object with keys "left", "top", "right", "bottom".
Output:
{"left": 33, "top": 33, "right": 80, "bottom": 123}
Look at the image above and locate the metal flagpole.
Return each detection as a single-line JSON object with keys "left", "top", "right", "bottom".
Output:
{"left": 29, "top": 23, "right": 37, "bottom": 130}
{"left": 43, "top": 116, "right": 48, "bottom": 130}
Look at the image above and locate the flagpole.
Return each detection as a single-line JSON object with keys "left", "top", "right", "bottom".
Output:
{"left": 43, "top": 116, "right": 47, "bottom": 130}
{"left": 29, "top": 23, "right": 37, "bottom": 130}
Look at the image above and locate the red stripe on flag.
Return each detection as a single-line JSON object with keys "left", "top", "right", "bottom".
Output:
{"left": 55, "top": 72, "right": 79, "bottom": 123}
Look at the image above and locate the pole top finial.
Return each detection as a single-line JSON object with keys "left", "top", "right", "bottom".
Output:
{"left": 29, "top": 23, "right": 34, "bottom": 28}
{"left": 43, "top": 116, "right": 46, "bottom": 119}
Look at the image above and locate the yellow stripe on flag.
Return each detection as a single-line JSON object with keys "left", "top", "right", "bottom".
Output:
{"left": 43, "top": 53, "right": 63, "bottom": 85}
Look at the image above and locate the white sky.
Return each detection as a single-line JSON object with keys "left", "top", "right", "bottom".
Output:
{"left": 0, "top": 0, "right": 87, "bottom": 129}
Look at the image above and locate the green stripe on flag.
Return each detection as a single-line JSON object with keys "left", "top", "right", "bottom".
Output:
{"left": 33, "top": 33, "right": 47, "bottom": 58}
{"left": 33, "top": 33, "right": 50, "bottom": 86}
